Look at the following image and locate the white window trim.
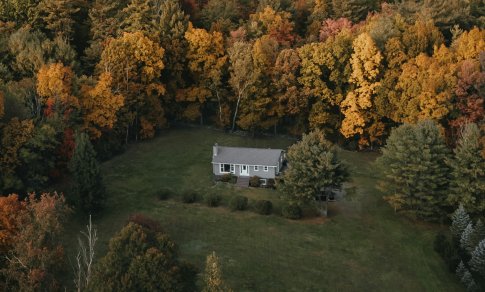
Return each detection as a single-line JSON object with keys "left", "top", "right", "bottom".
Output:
{"left": 254, "top": 165, "right": 259, "bottom": 171}
{"left": 230, "top": 164, "right": 235, "bottom": 174}
{"left": 220, "top": 163, "right": 230, "bottom": 173}
{"left": 263, "top": 166, "right": 269, "bottom": 172}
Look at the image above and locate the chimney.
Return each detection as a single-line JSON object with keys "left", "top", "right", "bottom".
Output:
{"left": 213, "top": 143, "right": 218, "bottom": 156}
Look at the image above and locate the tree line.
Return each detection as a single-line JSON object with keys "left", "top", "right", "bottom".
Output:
{"left": 0, "top": 0, "right": 484, "bottom": 196}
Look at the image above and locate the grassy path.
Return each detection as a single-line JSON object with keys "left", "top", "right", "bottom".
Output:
{"left": 64, "top": 128, "right": 462, "bottom": 291}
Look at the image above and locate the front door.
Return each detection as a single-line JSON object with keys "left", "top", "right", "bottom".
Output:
{"left": 240, "top": 165, "right": 249, "bottom": 176}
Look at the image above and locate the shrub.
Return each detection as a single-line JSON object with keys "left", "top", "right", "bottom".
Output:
{"left": 249, "top": 176, "right": 261, "bottom": 187}
{"left": 128, "top": 213, "right": 163, "bottom": 232}
{"left": 230, "top": 195, "right": 248, "bottom": 211}
{"left": 204, "top": 193, "right": 221, "bottom": 207}
{"left": 254, "top": 200, "right": 272, "bottom": 215}
{"left": 219, "top": 174, "right": 233, "bottom": 183}
{"left": 265, "top": 179, "right": 276, "bottom": 189}
{"left": 156, "top": 188, "right": 173, "bottom": 200}
{"left": 282, "top": 204, "right": 302, "bottom": 220}
{"left": 182, "top": 191, "right": 197, "bottom": 204}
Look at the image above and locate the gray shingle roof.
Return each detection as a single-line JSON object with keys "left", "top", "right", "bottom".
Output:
{"left": 212, "top": 146, "right": 283, "bottom": 166}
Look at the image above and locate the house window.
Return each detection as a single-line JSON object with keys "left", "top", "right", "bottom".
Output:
{"left": 220, "top": 164, "right": 231, "bottom": 173}
{"left": 230, "top": 164, "right": 235, "bottom": 174}
{"left": 263, "top": 166, "right": 269, "bottom": 172}
{"left": 254, "top": 166, "right": 259, "bottom": 171}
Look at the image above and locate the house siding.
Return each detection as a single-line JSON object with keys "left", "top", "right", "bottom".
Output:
{"left": 212, "top": 151, "right": 284, "bottom": 179}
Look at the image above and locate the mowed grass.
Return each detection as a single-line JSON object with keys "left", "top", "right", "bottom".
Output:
{"left": 64, "top": 127, "right": 462, "bottom": 291}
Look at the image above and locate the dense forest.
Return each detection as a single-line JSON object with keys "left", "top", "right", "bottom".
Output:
{"left": 0, "top": 0, "right": 483, "bottom": 195}
{"left": 0, "top": 0, "right": 484, "bottom": 290}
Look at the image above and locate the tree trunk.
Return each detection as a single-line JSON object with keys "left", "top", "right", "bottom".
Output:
{"left": 231, "top": 92, "right": 242, "bottom": 132}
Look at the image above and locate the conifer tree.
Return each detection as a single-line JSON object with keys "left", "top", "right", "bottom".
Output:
{"left": 377, "top": 121, "right": 451, "bottom": 220}
{"left": 119, "top": 0, "right": 156, "bottom": 37}
{"left": 461, "top": 269, "right": 479, "bottom": 292}
{"left": 461, "top": 223, "right": 475, "bottom": 253}
{"left": 469, "top": 239, "right": 485, "bottom": 277}
{"left": 456, "top": 260, "right": 467, "bottom": 279}
{"left": 280, "top": 130, "right": 349, "bottom": 207}
{"left": 472, "top": 219, "right": 485, "bottom": 247}
{"left": 69, "top": 132, "right": 105, "bottom": 212}
{"left": 451, "top": 205, "right": 472, "bottom": 239}
{"left": 448, "top": 123, "right": 485, "bottom": 216}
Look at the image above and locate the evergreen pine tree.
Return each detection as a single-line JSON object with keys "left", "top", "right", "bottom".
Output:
{"left": 447, "top": 123, "right": 485, "bottom": 217}
{"left": 461, "top": 223, "right": 475, "bottom": 253}
{"left": 451, "top": 204, "right": 472, "bottom": 239}
{"left": 69, "top": 132, "right": 105, "bottom": 212}
{"left": 157, "top": 0, "right": 189, "bottom": 91}
{"left": 456, "top": 260, "right": 467, "bottom": 279}
{"left": 119, "top": 0, "right": 156, "bottom": 37}
{"left": 472, "top": 219, "right": 485, "bottom": 247}
{"left": 377, "top": 121, "right": 451, "bottom": 220}
{"left": 280, "top": 130, "right": 349, "bottom": 208}
{"left": 469, "top": 239, "right": 485, "bottom": 277}
{"left": 461, "top": 269, "right": 479, "bottom": 292}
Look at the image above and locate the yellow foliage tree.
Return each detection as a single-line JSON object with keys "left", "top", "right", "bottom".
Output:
{"left": 396, "top": 45, "right": 457, "bottom": 123}
{"left": 340, "top": 32, "right": 383, "bottom": 147}
{"left": 36, "top": 63, "right": 79, "bottom": 118}
{"left": 97, "top": 31, "right": 166, "bottom": 141}
{"left": 248, "top": 6, "right": 295, "bottom": 46}
{"left": 182, "top": 24, "right": 228, "bottom": 125}
{"left": 452, "top": 27, "right": 485, "bottom": 61}
{"left": 80, "top": 72, "right": 125, "bottom": 139}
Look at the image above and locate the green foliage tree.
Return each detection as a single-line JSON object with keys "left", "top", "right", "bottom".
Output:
{"left": 469, "top": 239, "right": 485, "bottom": 277}
{"left": 119, "top": 0, "right": 156, "bottom": 37}
{"left": 90, "top": 222, "right": 197, "bottom": 292}
{"left": 36, "top": 0, "right": 81, "bottom": 40}
{"left": 69, "top": 132, "right": 105, "bottom": 213}
{"left": 280, "top": 130, "right": 349, "bottom": 208}
{"left": 331, "top": 0, "right": 378, "bottom": 22}
{"left": 461, "top": 223, "right": 475, "bottom": 253}
{"left": 447, "top": 123, "right": 485, "bottom": 216}
{"left": 376, "top": 121, "right": 451, "bottom": 220}
{"left": 473, "top": 220, "right": 485, "bottom": 248}
{"left": 451, "top": 204, "right": 472, "bottom": 239}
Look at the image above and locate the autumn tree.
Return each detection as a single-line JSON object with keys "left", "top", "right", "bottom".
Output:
{"left": 396, "top": 45, "right": 456, "bottom": 124}
{"left": 280, "top": 130, "right": 349, "bottom": 209}
{"left": 203, "top": 251, "right": 231, "bottom": 292}
{"left": 298, "top": 29, "right": 354, "bottom": 137}
{"left": 97, "top": 31, "right": 166, "bottom": 141}
{"left": 181, "top": 25, "right": 228, "bottom": 125}
{"left": 236, "top": 35, "right": 279, "bottom": 133}
{"left": 2, "top": 192, "right": 70, "bottom": 291}
{"left": 272, "top": 48, "right": 305, "bottom": 134}
{"left": 89, "top": 222, "right": 197, "bottom": 291}
{"left": 36, "top": 63, "right": 79, "bottom": 118}
{"left": 247, "top": 6, "right": 295, "bottom": 47}
{"left": 0, "top": 118, "right": 34, "bottom": 193}
{"left": 228, "top": 41, "right": 258, "bottom": 132}
{"left": 340, "top": 32, "right": 384, "bottom": 147}
{"left": 84, "top": 0, "right": 127, "bottom": 70}
{"left": 331, "top": 0, "right": 378, "bottom": 22}
{"left": 80, "top": 72, "right": 124, "bottom": 139}
{"left": 447, "top": 123, "right": 485, "bottom": 217}
{"left": 69, "top": 132, "right": 105, "bottom": 213}
{"left": 199, "top": 0, "right": 239, "bottom": 30}
{"left": 307, "top": 0, "right": 331, "bottom": 39}
{"left": 376, "top": 121, "right": 451, "bottom": 220}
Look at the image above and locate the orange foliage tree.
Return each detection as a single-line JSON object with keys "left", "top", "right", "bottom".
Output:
{"left": 1, "top": 192, "right": 70, "bottom": 291}
{"left": 80, "top": 72, "right": 125, "bottom": 139}
{"left": 36, "top": 63, "right": 79, "bottom": 119}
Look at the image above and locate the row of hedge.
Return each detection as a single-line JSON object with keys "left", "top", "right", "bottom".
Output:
{"left": 154, "top": 188, "right": 302, "bottom": 219}
{"left": 215, "top": 174, "right": 276, "bottom": 189}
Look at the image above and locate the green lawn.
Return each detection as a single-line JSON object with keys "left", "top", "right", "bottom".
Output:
{"left": 64, "top": 127, "right": 462, "bottom": 291}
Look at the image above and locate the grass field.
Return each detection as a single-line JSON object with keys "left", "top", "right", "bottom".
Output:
{"left": 64, "top": 127, "right": 462, "bottom": 291}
